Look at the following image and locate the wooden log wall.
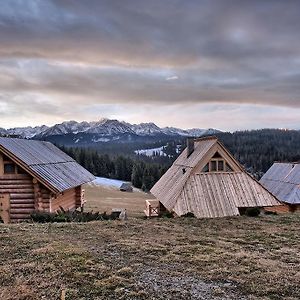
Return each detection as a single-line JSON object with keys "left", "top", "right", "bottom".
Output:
{"left": 50, "top": 188, "right": 77, "bottom": 212}
{"left": 264, "top": 204, "right": 290, "bottom": 214}
{"left": 33, "top": 179, "right": 51, "bottom": 213}
{"left": 75, "top": 186, "right": 82, "bottom": 208}
{"left": 0, "top": 174, "right": 35, "bottom": 222}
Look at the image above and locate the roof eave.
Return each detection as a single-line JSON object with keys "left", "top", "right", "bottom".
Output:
{"left": 0, "top": 145, "right": 60, "bottom": 194}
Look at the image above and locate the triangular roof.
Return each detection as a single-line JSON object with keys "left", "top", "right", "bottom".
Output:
{"left": 0, "top": 137, "right": 95, "bottom": 193}
{"left": 260, "top": 162, "right": 300, "bottom": 204}
{"left": 151, "top": 137, "right": 281, "bottom": 217}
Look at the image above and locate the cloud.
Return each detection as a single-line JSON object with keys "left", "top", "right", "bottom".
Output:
{"left": 166, "top": 76, "right": 178, "bottom": 81}
{"left": 0, "top": 0, "right": 299, "bottom": 128}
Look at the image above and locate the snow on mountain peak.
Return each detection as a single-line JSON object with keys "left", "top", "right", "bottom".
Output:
{"left": 1, "top": 118, "right": 220, "bottom": 139}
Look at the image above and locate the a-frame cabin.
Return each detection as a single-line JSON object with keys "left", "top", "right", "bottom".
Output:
{"left": 150, "top": 136, "right": 282, "bottom": 218}
{"left": 0, "top": 137, "right": 95, "bottom": 223}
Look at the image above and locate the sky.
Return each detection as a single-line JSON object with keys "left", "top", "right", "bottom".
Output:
{"left": 0, "top": 0, "right": 299, "bottom": 131}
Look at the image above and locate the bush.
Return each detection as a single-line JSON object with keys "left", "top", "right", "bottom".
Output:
{"left": 31, "top": 207, "right": 116, "bottom": 223}
{"left": 182, "top": 212, "right": 195, "bottom": 218}
{"left": 245, "top": 207, "right": 261, "bottom": 217}
{"left": 264, "top": 210, "right": 278, "bottom": 215}
{"left": 160, "top": 211, "right": 174, "bottom": 218}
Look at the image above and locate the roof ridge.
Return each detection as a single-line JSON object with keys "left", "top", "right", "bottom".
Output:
{"left": 194, "top": 135, "right": 218, "bottom": 142}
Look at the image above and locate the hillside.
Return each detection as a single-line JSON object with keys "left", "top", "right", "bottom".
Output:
{"left": 1, "top": 214, "right": 300, "bottom": 299}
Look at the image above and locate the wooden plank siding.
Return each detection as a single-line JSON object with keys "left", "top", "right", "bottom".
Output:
{"left": 151, "top": 137, "right": 282, "bottom": 219}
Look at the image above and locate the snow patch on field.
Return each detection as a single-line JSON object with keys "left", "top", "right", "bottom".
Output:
{"left": 135, "top": 146, "right": 166, "bottom": 157}
{"left": 89, "top": 176, "right": 143, "bottom": 193}
{"left": 91, "top": 177, "right": 125, "bottom": 188}
{"left": 92, "top": 137, "right": 111, "bottom": 143}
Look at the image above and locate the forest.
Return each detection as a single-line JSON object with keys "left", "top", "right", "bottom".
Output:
{"left": 61, "top": 129, "right": 300, "bottom": 191}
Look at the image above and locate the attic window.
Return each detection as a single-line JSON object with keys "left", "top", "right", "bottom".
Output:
{"left": 4, "top": 163, "right": 15, "bottom": 174}
{"left": 201, "top": 158, "right": 234, "bottom": 173}
{"left": 218, "top": 161, "right": 224, "bottom": 171}
{"left": 211, "top": 161, "right": 217, "bottom": 172}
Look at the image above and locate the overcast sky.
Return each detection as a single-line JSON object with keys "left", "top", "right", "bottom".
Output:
{"left": 0, "top": 0, "right": 299, "bottom": 130}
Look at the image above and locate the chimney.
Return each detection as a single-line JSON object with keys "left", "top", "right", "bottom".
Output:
{"left": 187, "top": 138, "right": 194, "bottom": 157}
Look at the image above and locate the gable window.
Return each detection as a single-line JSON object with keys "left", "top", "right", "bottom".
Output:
{"left": 201, "top": 152, "right": 234, "bottom": 173}
{"left": 4, "top": 163, "right": 15, "bottom": 174}
{"left": 218, "top": 160, "right": 224, "bottom": 171}
{"left": 211, "top": 160, "right": 217, "bottom": 172}
{"left": 2, "top": 155, "right": 26, "bottom": 175}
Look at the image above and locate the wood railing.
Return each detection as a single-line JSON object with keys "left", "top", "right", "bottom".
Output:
{"left": 144, "top": 199, "right": 160, "bottom": 217}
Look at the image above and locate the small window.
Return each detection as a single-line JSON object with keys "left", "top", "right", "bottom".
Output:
{"left": 201, "top": 163, "right": 209, "bottom": 173}
{"left": 4, "top": 163, "right": 16, "bottom": 174}
{"left": 218, "top": 160, "right": 224, "bottom": 171}
{"left": 210, "top": 161, "right": 217, "bottom": 172}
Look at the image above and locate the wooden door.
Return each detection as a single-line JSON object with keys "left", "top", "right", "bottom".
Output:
{"left": 0, "top": 194, "right": 10, "bottom": 224}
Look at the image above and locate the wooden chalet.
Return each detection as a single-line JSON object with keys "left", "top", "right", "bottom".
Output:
{"left": 149, "top": 136, "right": 281, "bottom": 218}
{"left": 260, "top": 162, "right": 300, "bottom": 212}
{"left": 0, "top": 137, "right": 95, "bottom": 223}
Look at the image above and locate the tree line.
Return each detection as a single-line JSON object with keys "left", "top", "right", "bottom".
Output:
{"left": 60, "top": 129, "right": 300, "bottom": 190}
{"left": 60, "top": 146, "right": 169, "bottom": 191}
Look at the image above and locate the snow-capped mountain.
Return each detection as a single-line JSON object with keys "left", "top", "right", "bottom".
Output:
{"left": 86, "top": 119, "right": 135, "bottom": 135}
{"left": 40, "top": 121, "right": 90, "bottom": 137}
{"left": 0, "top": 119, "right": 221, "bottom": 144}
{"left": 129, "top": 122, "right": 163, "bottom": 136}
{"left": 6, "top": 125, "right": 49, "bottom": 138}
{"left": 161, "top": 127, "right": 190, "bottom": 136}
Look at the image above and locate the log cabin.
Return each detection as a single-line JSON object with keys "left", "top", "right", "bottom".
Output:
{"left": 149, "top": 136, "right": 282, "bottom": 218}
{"left": 260, "top": 162, "right": 300, "bottom": 213}
{"left": 0, "top": 137, "right": 95, "bottom": 223}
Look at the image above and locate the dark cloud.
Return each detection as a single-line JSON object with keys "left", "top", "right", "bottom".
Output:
{"left": 1, "top": 0, "right": 300, "bottom": 65}
{"left": 0, "top": 0, "right": 299, "bottom": 128}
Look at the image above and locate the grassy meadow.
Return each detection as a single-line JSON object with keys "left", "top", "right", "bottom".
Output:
{"left": 0, "top": 184, "right": 300, "bottom": 299}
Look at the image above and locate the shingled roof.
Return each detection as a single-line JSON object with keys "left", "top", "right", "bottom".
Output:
{"left": 0, "top": 137, "right": 95, "bottom": 193}
{"left": 151, "top": 137, "right": 281, "bottom": 218}
{"left": 260, "top": 162, "right": 300, "bottom": 204}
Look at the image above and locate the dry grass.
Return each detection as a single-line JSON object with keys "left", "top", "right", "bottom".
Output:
{"left": 84, "top": 183, "right": 154, "bottom": 217}
{"left": 1, "top": 185, "right": 300, "bottom": 299}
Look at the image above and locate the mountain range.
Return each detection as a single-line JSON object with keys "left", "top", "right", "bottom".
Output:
{"left": 0, "top": 118, "right": 220, "bottom": 146}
